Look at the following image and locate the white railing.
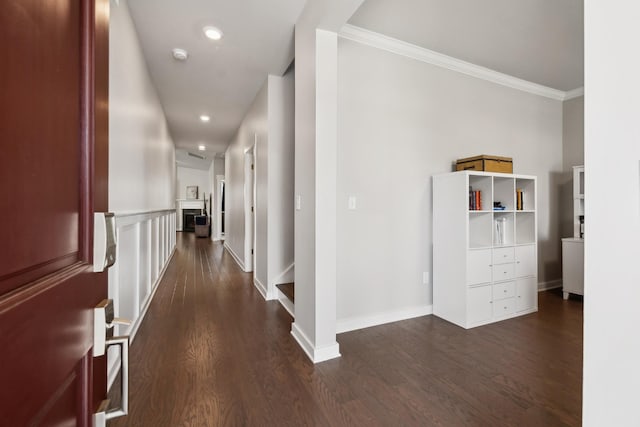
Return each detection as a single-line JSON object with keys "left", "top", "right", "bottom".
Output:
{"left": 107, "top": 209, "right": 176, "bottom": 388}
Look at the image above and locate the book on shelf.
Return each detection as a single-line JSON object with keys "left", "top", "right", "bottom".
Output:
{"left": 516, "top": 188, "right": 524, "bottom": 210}
{"left": 469, "top": 187, "right": 482, "bottom": 210}
{"left": 469, "top": 186, "right": 474, "bottom": 210}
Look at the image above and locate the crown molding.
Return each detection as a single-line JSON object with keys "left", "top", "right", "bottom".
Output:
{"left": 339, "top": 24, "right": 581, "bottom": 102}
{"left": 563, "top": 87, "right": 585, "bottom": 100}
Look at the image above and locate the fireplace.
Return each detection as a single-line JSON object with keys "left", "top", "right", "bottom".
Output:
{"left": 182, "top": 209, "right": 202, "bottom": 232}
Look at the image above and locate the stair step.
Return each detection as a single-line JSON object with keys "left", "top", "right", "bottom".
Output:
{"left": 276, "top": 282, "right": 294, "bottom": 303}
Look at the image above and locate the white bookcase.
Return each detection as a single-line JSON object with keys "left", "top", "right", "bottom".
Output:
{"left": 433, "top": 171, "right": 538, "bottom": 329}
{"left": 562, "top": 165, "right": 584, "bottom": 299}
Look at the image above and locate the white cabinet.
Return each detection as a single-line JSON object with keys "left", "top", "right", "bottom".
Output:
{"left": 562, "top": 238, "right": 584, "bottom": 298}
{"left": 515, "top": 245, "right": 536, "bottom": 277}
{"left": 433, "top": 171, "right": 538, "bottom": 329}
{"left": 562, "top": 165, "right": 584, "bottom": 299}
{"left": 467, "top": 250, "right": 492, "bottom": 284}
{"left": 467, "top": 286, "right": 493, "bottom": 324}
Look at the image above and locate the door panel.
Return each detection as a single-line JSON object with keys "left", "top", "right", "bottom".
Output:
{"left": 0, "top": 0, "right": 83, "bottom": 294}
{"left": 467, "top": 249, "right": 492, "bottom": 285}
{"left": 515, "top": 244, "right": 536, "bottom": 278}
{"left": 0, "top": 0, "right": 109, "bottom": 424}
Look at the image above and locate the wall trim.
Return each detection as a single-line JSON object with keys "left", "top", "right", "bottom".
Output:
{"left": 339, "top": 24, "right": 583, "bottom": 102}
{"left": 563, "top": 87, "right": 584, "bottom": 101}
{"left": 108, "top": 245, "right": 176, "bottom": 389}
{"left": 277, "top": 289, "right": 295, "bottom": 317}
{"left": 253, "top": 276, "right": 268, "bottom": 299}
{"left": 538, "top": 279, "right": 562, "bottom": 291}
{"left": 224, "top": 242, "right": 247, "bottom": 272}
{"left": 336, "top": 304, "right": 433, "bottom": 334}
{"left": 291, "top": 323, "right": 341, "bottom": 363}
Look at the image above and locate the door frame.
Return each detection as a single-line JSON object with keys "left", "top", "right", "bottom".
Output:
{"left": 244, "top": 139, "right": 256, "bottom": 272}
{"left": 215, "top": 175, "right": 225, "bottom": 241}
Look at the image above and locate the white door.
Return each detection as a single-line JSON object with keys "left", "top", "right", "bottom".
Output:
{"left": 244, "top": 148, "right": 255, "bottom": 271}
{"left": 515, "top": 245, "right": 536, "bottom": 277}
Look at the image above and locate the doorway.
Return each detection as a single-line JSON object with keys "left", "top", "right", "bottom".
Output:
{"left": 215, "top": 175, "right": 225, "bottom": 241}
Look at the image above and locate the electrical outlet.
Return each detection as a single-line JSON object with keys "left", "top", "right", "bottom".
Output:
{"left": 423, "top": 272, "right": 430, "bottom": 285}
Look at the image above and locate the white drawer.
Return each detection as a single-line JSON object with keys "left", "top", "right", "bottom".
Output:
{"left": 492, "top": 263, "right": 514, "bottom": 282}
{"left": 493, "top": 281, "right": 515, "bottom": 299}
{"left": 492, "top": 247, "right": 514, "bottom": 264}
{"left": 492, "top": 297, "right": 516, "bottom": 318}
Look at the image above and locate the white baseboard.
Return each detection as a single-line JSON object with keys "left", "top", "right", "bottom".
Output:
{"left": 224, "top": 242, "right": 246, "bottom": 271}
{"left": 291, "top": 323, "right": 341, "bottom": 363}
{"left": 538, "top": 279, "right": 562, "bottom": 291}
{"left": 253, "top": 276, "right": 267, "bottom": 299}
{"left": 266, "top": 288, "right": 278, "bottom": 301}
{"left": 336, "top": 304, "right": 433, "bottom": 334}
{"left": 277, "top": 289, "right": 294, "bottom": 317}
{"left": 254, "top": 276, "right": 278, "bottom": 301}
{"left": 108, "top": 246, "right": 176, "bottom": 390}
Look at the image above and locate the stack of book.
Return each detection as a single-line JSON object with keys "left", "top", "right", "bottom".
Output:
{"left": 469, "top": 187, "right": 482, "bottom": 210}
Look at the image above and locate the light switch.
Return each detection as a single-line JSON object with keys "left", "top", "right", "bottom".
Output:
{"left": 348, "top": 196, "right": 357, "bottom": 210}
{"left": 295, "top": 195, "right": 302, "bottom": 211}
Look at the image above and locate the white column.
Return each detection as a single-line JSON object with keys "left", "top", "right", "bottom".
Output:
{"left": 291, "top": 0, "right": 364, "bottom": 363}
{"left": 583, "top": 1, "right": 640, "bottom": 425}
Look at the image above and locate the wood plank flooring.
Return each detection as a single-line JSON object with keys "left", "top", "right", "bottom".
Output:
{"left": 109, "top": 233, "right": 582, "bottom": 426}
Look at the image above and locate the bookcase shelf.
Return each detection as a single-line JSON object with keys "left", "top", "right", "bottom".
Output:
{"left": 433, "top": 171, "right": 538, "bottom": 329}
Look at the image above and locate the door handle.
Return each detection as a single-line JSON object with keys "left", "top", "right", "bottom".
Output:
{"left": 94, "top": 336, "right": 129, "bottom": 425}
{"left": 94, "top": 212, "right": 117, "bottom": 272}
{"left": 93, "top": 299, "right": 131, "bottom": 425}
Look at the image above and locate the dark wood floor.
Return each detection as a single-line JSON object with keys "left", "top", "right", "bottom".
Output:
{"left": 276, "top": 282, "right": 295, "bottom": 303}
{"left": 109, "top": 233, "right": 582, "bottom": 426}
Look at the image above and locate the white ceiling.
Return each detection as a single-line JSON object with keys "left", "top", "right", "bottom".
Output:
{"left": 126, "top": 0, "right": 306, "bottom": 157}
{"left": 126, "top": 0, "right": 582, "bottom": 162}
{"left": 348, "top": 0, "right": 584, "bottom": 91}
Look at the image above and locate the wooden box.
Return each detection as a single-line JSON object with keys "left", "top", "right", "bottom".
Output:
{"left": 455, "top": 155, "right": 513, "bottom": 173}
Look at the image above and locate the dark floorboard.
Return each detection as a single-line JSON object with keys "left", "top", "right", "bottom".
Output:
{"left": 276, "top": 282, "right": 294, "bottom": 303}
{"left": 109, "top": 233, "right": 582, "bottom": 426}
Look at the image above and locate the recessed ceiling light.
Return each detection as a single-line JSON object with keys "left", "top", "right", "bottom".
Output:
{"left": 172, "top": 48, "right": 188, "bottom": 61}
{"left": 203, "top": 26, "right": 223, "bottom": 41}
{"left": 200, "top": 115, "right": 210, "bottom": 122}
{"left": 198, "top": 144, "right": 206, "bottom": 151}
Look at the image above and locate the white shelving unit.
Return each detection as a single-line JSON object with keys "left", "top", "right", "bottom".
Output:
{"left": 562, "top": 165, "right": 584, "bottom": 299}
{"left": 433, "top": 171, "right": 538, "bottom": 329}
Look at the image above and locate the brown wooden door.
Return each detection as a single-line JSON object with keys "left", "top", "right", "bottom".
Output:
{"left": 0, "top": 0, "right": 109, "bottom": 425}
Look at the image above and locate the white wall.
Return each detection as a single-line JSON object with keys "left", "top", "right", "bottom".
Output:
{"left": 267, "top": 69, "right": 295, "bottom": 291}
{"left": 176, "top": 166, "right": 210, "bottom": 201}
{"left": 560, "top": 96, "right": 584, "bottom": 238}
{"left": 108, "top": 0, "right": 177, "bottom": 389}
{"left": 225, "top": 81, "right": 268, "bottom": 271}
{"left": 336, "top": 38, "right": 563, "bottom": 327}
{"left": 583, "top": 2, "right": 640, "bottom": 425}
{"left": 224, "top": 73, "right": 296, "bottom": 298}
{"left": 108, "top": 0, "right": 175, "bottom": 212}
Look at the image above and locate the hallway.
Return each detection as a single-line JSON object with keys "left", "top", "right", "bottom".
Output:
{"left": 110, "top": 233, "right": 582, "bottom": 426}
